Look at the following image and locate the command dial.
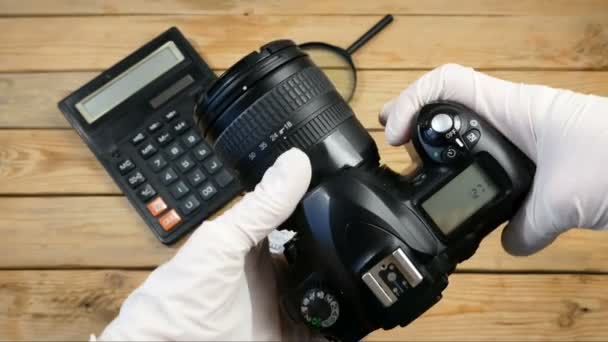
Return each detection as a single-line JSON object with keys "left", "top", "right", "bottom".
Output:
{"left": 300, "top": 288, "right": 340, "bottom": 329}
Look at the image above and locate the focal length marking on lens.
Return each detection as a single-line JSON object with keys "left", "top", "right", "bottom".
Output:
{"left": 248, "top": 120, "right": 294, "bottom": 162}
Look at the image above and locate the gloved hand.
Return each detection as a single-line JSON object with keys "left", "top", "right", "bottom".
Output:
{"left": 96, "top": 148, "right": 313, "bottom": 341}
{"left": 380, "top": 64, "right": 608, "bottom": 256}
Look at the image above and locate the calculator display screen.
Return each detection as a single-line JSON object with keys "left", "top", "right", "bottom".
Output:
{"left": 76, "top": 41, "right": 185, "bottom": 124}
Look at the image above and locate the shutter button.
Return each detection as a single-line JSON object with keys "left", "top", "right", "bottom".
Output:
{"left": 431, "top": 113, "right": 453, "bottom": 133}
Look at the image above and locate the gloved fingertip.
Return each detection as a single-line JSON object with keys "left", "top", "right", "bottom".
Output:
{"left": 501, "top": 207, "right": 559, "bottom": 256}
{"left": 379, "top": 98, "right": 397, "bottom": 126}
{"left": 221, "top": 148, "right": 311, "bottom": 245}
{"left": 258, "top": 148, "right": 312, "bottom": 200}
{"left": 385, "top": 125, "right": 409, "bottom": 146}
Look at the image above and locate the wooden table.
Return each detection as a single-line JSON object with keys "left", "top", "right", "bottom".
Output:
{"left": 1, "top": 1, "right": 608, "bottom": 340}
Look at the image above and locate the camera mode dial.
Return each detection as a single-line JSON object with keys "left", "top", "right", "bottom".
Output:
{"left": 300, "top": 288, "right": 340, "bottom": 329}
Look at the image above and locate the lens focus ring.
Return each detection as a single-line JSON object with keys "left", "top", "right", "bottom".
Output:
{"left": 215, "top": 66, "right": 333, "bottom": 163}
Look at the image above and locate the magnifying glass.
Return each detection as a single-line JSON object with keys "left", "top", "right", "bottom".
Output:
{"left": 299, "top": 14, "right": 394, "bottom": 102}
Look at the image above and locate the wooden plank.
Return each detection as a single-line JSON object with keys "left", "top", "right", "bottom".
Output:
{"left": 1, "top": 15, "right": 608, "bottom": 72}
{"left": 1, "top": 193, "right": 607, "bottom": 272}
{"left": 0, "top": 130, "right": 118, "bottom": 194}
{"left": 1, "top": 271, "right": 606, "bottom": 341}
{"left": 3, "top": 70, "right": 608, "bottom": 129}
{"left": 0, "top": 0, "right": 606, "bottom": 16}
{"left": 0, "top": 130, "right": 412, "bottom": 194}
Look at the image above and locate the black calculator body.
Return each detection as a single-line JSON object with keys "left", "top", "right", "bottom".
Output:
{"left": 58, "top": 27, "right": 243, "bottom": 244}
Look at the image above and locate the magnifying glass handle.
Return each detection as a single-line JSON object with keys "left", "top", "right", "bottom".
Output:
{"left": 346, "top": 14, "right": 394, "bottom": 55}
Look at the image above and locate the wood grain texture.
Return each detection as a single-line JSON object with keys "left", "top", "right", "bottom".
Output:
{"left": 1, "top": 193, "right": 607, "bottom": 271}
{"left": 1, "top": 15, "right": 608, "bottom": 72}
{"left": 1, "top": 271, "right": 607, "bottom": 341}
{"left": 3, "top": 70, "right": 608, "bottom": 129}
{"left": 0, "top": 130, "right": 411, "bottom": 194}
{"left": 1, "top": 0, "right": 606, "bottom": 16}
{"left": 0, "top": 130, "right": 118, "bottom": 194}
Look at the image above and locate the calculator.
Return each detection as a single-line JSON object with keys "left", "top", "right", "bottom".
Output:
{"left": 58, "top": 27, "right": 243, "bottom": 245}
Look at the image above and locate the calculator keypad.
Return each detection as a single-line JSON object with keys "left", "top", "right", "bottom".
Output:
{"left": 182, "top": 130, "right": 201, "bottom": 147}
{"left": 127, "top": 171, "right": 146, "bottom": 188}
{"left": 148, "top": 121, "right": 163, "bottom": 133}
{"left": 149, "top": 154, "right": 168, "bottom": 172}
{"left": 159, "top": 209, "right": 182, "bottom": 231}
{"left": 147, "top": 197, "right": 168, "bottom": 217}
{"left": 137, "top": 184, "right": 157, "bottom": 201}
{"left": 187, "top": 168, "right": 206, "bottom": 187}
{"left": 177, "top": 155, "right": 195, "bottom": 172}
{"left": 172, "top": 120, "right": 189, "bottom": 134}
{"left": 180, "top": 195, "right": 200, "bottom": 215}
{"left": 199, "top": 182, "right": 218, "bottom": 200}
{"left": 203, "top": 156, "right": 222, "bottom": 174}
{"left": 193, "top": 143, "right": 211, "bottom": 161}
{"left": 116, "top": 109, "right": 239, "bottom": 239}
{"left": 166, "top": 141, "right": 185, "bottom": 160}
{"left": 160, "top": 167, "right": 179, "bottom": 185}
{"left": 131, "top": 132, "right": 146, "bottom": 145}
{"left": 170, "top": 181, "right": 190, "bottom": 199}
{"left": 156, "top": 131, "right": 173, "bottom": 146}
{"left": 117, "top": 158, "right": 135, "bottom": 175}
{"left": 215, "top": 169, "right": 235, "bottom": 188}
{"left": 140, "top": 143, "right": 158, "bottom": 159}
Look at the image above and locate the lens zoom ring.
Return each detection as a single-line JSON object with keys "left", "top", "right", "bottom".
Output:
{"left": 278, "top": 100, "right": 353, "bottom": 152}
{"left": 215, "top": 66, "right": 333, "bottom": 159}
{"left": 238, "top": 99, "right": 354, "bottom": 185}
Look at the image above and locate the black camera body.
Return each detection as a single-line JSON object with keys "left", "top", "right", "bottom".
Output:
{"left": 196, "top": 40, "right": 535, "bottom": 341}
{"left": 280, "top": 102, "right": 534, "bottom": 340}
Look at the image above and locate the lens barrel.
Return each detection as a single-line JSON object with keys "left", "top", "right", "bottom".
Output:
{"left": 195, "top": 40, "right": 378, "bottom": 188}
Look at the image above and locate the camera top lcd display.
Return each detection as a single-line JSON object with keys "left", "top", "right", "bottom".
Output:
{"left": 422, "top": 163, "right": 498, "bottom": 235}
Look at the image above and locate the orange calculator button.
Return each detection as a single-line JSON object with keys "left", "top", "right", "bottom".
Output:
{"left": 147, "top": 197, "right": 168, "bottom": 217}
{"left": 159, "top": 209, "right": 181, "bottom": 231}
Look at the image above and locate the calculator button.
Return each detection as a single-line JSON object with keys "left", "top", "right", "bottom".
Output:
{"left": 148, "top": 154, "right": 168, "bottom": 172}
{"left": 166, "top": 141, "right": 185, "bottom": 160}
{"left": 146, "top": 197, "right": 167, "bottom": 217}
{"left": 139, "top": 143, "right": 158, "bottom": 159}
{"left": 170, "top": 181, "right": 190, "bottom": 199}
{"left": 137, "top": 184, "right": 157, "bottom": 201}
{"left": 203, "top": 156, "right": 223, "bottom": 174}
{"left": 164, "top": 110, "right": 179, "bottom": 122}
{"left": 117, "top": 158, "right": 135, "bottom": 175}
{"left": 182, "top": 130, "right": 201, "bottom": 147}
{"left": 193, "top": 143, "right": 211, "bottom": 161}
{"left": 187, "top": 168, "right": 206, "bottom": 187}
{"left": 156, "top": 131, "right": 173, "bottom": 146}
{"left": 160, "top": 167, "right": 179, "bottom": 185}
{"left": 127, "top": 171, "right": 146, "bottom": 188}
{"left": 215, "top": 169, "right": 235, "bottom": 188}
{"left": 148, "top": 121, "right": 163, "bottom": 133}
{"left": 177, "top": 155, "right": 195, "bottom": 173}
{"left": 172, "top": 120, "right": 189, "bottom": 134}
{"left": 180, "top": 194, "right": 200, "bottom": 215}
{"left": 199, "top": 182, "right": 218, "bottom": 200}
{"left": 131, "top": 132, "right": 146, "bottom": 145}
{"left": 159, "top": 209, "right": 181, "bottom": 231}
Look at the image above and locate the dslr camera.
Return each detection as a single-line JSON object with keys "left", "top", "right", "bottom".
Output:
{"left": 195, "top": 40, "right": 534, "bottom": 341}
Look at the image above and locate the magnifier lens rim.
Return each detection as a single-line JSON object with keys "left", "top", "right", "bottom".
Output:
{"left": 299, "top": 42, "right": 357, "bottom": 102}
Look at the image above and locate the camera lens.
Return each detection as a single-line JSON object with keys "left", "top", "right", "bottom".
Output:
{"left": 195, "top": 40, "right": 379, "bottom": 188}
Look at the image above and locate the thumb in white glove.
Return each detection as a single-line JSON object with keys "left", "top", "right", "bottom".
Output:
{"left": 380, "top": 64, "right": 608, "bottom": 256}
{"left": 98, "top": 148, "right": 312, "bottom": 341}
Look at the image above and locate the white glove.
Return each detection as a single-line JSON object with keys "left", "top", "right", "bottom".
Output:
{"left": 380, "top": 64, "right": 608, "bottom": 256}
{"left": 97, "top": 148, "right": 313, "bottom": 341}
